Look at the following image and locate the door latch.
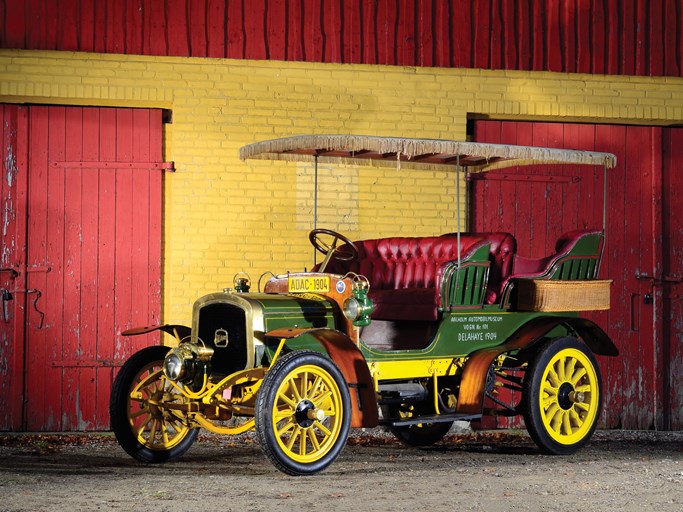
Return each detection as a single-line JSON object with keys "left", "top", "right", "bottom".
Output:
{"left": 1, "top": 288, "right": 12, "bottom": 322}
{"left": 12, "top": 289, "right": 45, "bottom": 329}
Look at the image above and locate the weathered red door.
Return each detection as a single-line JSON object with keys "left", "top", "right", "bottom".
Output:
{"left": 0, "top": 105, "right": 164, "bottom": 431}
{"left": 471, "top": 120, "right": 683, "bottom": 430}
{"left": 661, "top": 129, "right": 683, "bottom": 430}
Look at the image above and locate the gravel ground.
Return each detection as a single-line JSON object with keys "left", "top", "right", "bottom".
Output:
{"left": 0, "top": 428, "right": 682, "bottom": 512}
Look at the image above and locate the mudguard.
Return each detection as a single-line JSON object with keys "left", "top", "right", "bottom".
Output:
{"left": 266, "top": 327, "right": 379, "bottom": 428}
{"left": 457, "top": 316, "right": 617, "bottom": 415}
{"left": 121, "top": 324, "right": 192, "bottom": 340}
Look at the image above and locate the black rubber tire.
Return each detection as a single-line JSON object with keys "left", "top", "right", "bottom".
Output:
{"left": 110, "top": 345, "right": 199, "bottom": 463}
{"left": 255, "top": 350, "right": 352, "bottom": 476}
{"left": 523, "top": 337, "right": 603, "bottom": 455}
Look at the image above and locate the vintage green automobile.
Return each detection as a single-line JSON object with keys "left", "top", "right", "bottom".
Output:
{"left": 110, "top": 135, "right": 618, "bottom": 475}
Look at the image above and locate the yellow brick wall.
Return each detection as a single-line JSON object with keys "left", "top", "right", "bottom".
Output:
{"left": 1, "top": 49, "right": 682, "bottom": 323}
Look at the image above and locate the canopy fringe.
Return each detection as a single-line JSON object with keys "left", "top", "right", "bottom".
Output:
{"left": 239, "top": 134, "right": 617, "bottom": 171}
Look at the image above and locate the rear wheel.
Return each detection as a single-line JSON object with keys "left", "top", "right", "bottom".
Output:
{"left": 255, "top": 350, "right": 351, "bottom": 475}
{"left": 110, "top": 346, "right": 199, "bottom": 463}
{"left": 523, "top": 337, "right": 602, "bottom": 455}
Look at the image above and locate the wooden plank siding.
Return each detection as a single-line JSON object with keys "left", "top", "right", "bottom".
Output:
{"left": 0, "top": 0, "right": 681, "bottom": 77}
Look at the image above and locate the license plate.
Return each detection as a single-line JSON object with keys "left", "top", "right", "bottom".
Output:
{"left": 288, "top": 276, "right": 330, "bottom": 293}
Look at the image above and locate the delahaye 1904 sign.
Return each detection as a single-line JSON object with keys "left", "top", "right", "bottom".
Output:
{"left": 110, "top": 135, "right": 617, "bottom": 475}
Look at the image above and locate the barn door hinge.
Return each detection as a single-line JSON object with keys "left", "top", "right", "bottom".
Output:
{"left": 51, "top": 161, "right": 175, "bottom": 172}
{"left": 635, "top": 272, "right": 683, "bottom": 284}
{"left": 0, "top": 268, "right": 19, "bottom": 278}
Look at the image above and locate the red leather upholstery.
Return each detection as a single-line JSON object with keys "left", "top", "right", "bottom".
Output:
{"left": 318, "top": 235, "right": 488, "bottom": 321}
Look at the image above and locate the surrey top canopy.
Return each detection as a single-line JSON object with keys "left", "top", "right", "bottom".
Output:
{"left": 239, "top": 134, "right": 617, "bottom": 172}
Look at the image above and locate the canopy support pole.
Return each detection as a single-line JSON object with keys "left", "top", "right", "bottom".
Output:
{"left": 313, "top": 155, "right": 319, "bottom": 266}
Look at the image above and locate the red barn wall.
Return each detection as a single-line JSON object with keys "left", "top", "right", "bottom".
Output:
{"left": 1, "top": 0, "right": 681, "bottom": 77}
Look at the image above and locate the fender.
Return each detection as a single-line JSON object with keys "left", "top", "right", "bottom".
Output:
{"left": 456, "top": 316, "right": 618, "bottom": 415}
{"left": 121, "top": 324, "right": 192, "bottom": 340}
{"left": 266, "top": 327, "right": 379, "bottom": 428}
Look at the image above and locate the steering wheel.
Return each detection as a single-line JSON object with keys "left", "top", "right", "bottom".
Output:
{"left": 309, "top": 229, "right": 359, "bottom": 271}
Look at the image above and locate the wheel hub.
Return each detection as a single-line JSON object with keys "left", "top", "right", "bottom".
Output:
{"left": 557, "top": 382, "right": 576, "bottom": 410}
{"left": 294, "top": 400, "right": 322, "bottom": 428}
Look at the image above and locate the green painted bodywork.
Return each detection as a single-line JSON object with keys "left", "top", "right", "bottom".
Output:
{"left": 197, "top": 230, "right": 609, "bottom": 368}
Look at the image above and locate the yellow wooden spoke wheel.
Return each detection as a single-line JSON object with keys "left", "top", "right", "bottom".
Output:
{"left": 523, "top": 337, "right": 602, "bottom": 455}
{"left": 256, "top": 350, "right": 351, "bottom": 475}
{"left": 110, "top": 346, "right": 198, "bottom": 462}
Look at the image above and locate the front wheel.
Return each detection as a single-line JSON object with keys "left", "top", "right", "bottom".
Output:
{"left": 110, "top": 346, "right": 199, "bottom": 463}
{"left": 255, "top": 350, "right": 352, "bottom": 475}
{"left": 523, "top": 337, "right": 602, "bottom": 455}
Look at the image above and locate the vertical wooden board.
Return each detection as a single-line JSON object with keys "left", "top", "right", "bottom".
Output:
{"left": 286, "top": 0, "right": 305, "bottom": 61}
{"left": 188, "top": 0, "right": 207, "bottom": 56}
{"left": 24, "top": 107, "right": 53, "bottom": 430}
{"left": 114, "top": 109, "right": 135, "bottom": 360}
{"left": 415, "top": 0, "right": 433, "bottom": 67}
{"left": 575, "top": 0, "right": 591, "bottom": 73}
{"left": 2, "top": 0, "right": 25, "bottom": 47}
{"left": 131, "top": 110, "right": 151, "bottom": 333}
{"left": 0, "top": 105, "right": 18, "bottom": 429}
{"left": 266, "top": 0, "right": 287, "bottom": 60}
{"left": 147, "top": 110, "right": 163, "bottom": 331}
{"left": 321, "top": 0, "right": 342, "bottom": 63}
{"left": 431, "top": 0, "right": 449, "bottom": 67}
{"left": 361, "top": 0, "right": 378, "bottom": 64}
{"left": 515, "top": 0, "right": 531, "bottom": 69}
{"left": 206, "top": 0, "right": 227, "bottom": 58}
{"left": 560, "top": 0, "right": 575, "bottom": 72}
{"left": 243, "top": 0, "right": 267, "bottom": 59}
{"left": 603, "top": 0, "right": 619, "bottom": 74}
{"left": 512, "top": 122, "right": 534, "bottom": 255}
{"left": 598, "top": 123, "right": 627, "bottom": 427}
{"left": 143, "top": 0, "right": 167, "bottom": 55}
{"left": 91, "top": 0, "right": 107, "bottom": 53}
{"left": 497, "top": 121, "right": 519, "bottom": 233}
{"left": 96, "top": 108, "right": 118, "bottom": 426}
{"left": 61, "top": 108, "right": 85, "bottom": 431}
{"left": 450, "top": 0, "right": 468, "bottom": 68}
{"left": 631, "top": 126, "right": 656, "bottom": 428}
{"left": 501, "top": 0, "right": 518, "bottom": 69}
{"left": 78, "top": 108, "right": 101, "bottom": 429}
{"left": 663, "top": 1, "right": 681, "bottom": 77}
{"left": 165, "top": 0, "right": 189, "bottom": 56}
{"left": 78, "top": 0, "right": 95, "bottom": 52}
{"left": 663, "top": 128, "right": 683, "bottom": 429}
{"left": 375, "top": 0, "right": 397, "bottom": 65}
{"left": 226, "top": 0, "right": 246, "bottom": 58}
{"left": 620, "top": 0, "right": 637, "bottom": 75}
{"left": 340, "top": 0, "right": 360, "bottom": 63}
{"left": 472, "top": 0, "right": 491, "bottom": 69}
{"left": 126, "top": 0, "right": 144, "bottom": 55}
{"left": 58, "top": 0, "right": 79, "bottom": 51}
{"left": 396, "top": 0, "right": 416, "bottom": 66}
{"left": 591, "top": 0, "right": 606, "bottom": 74}
{"left": 575, "top": 124, "right": 598, "bottom": 234}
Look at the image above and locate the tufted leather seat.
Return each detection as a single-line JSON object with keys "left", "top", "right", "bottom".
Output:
{"left": 319, "top": 235, "right": 489, "bottom": 321}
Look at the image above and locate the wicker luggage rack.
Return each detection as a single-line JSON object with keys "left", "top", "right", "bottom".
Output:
{"left": 515, "top": 279, "right": 612, "bottom": 312}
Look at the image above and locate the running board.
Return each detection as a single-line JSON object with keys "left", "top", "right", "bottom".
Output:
{"left": 384, "top": 413, "right": 482, "bottom": 427}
